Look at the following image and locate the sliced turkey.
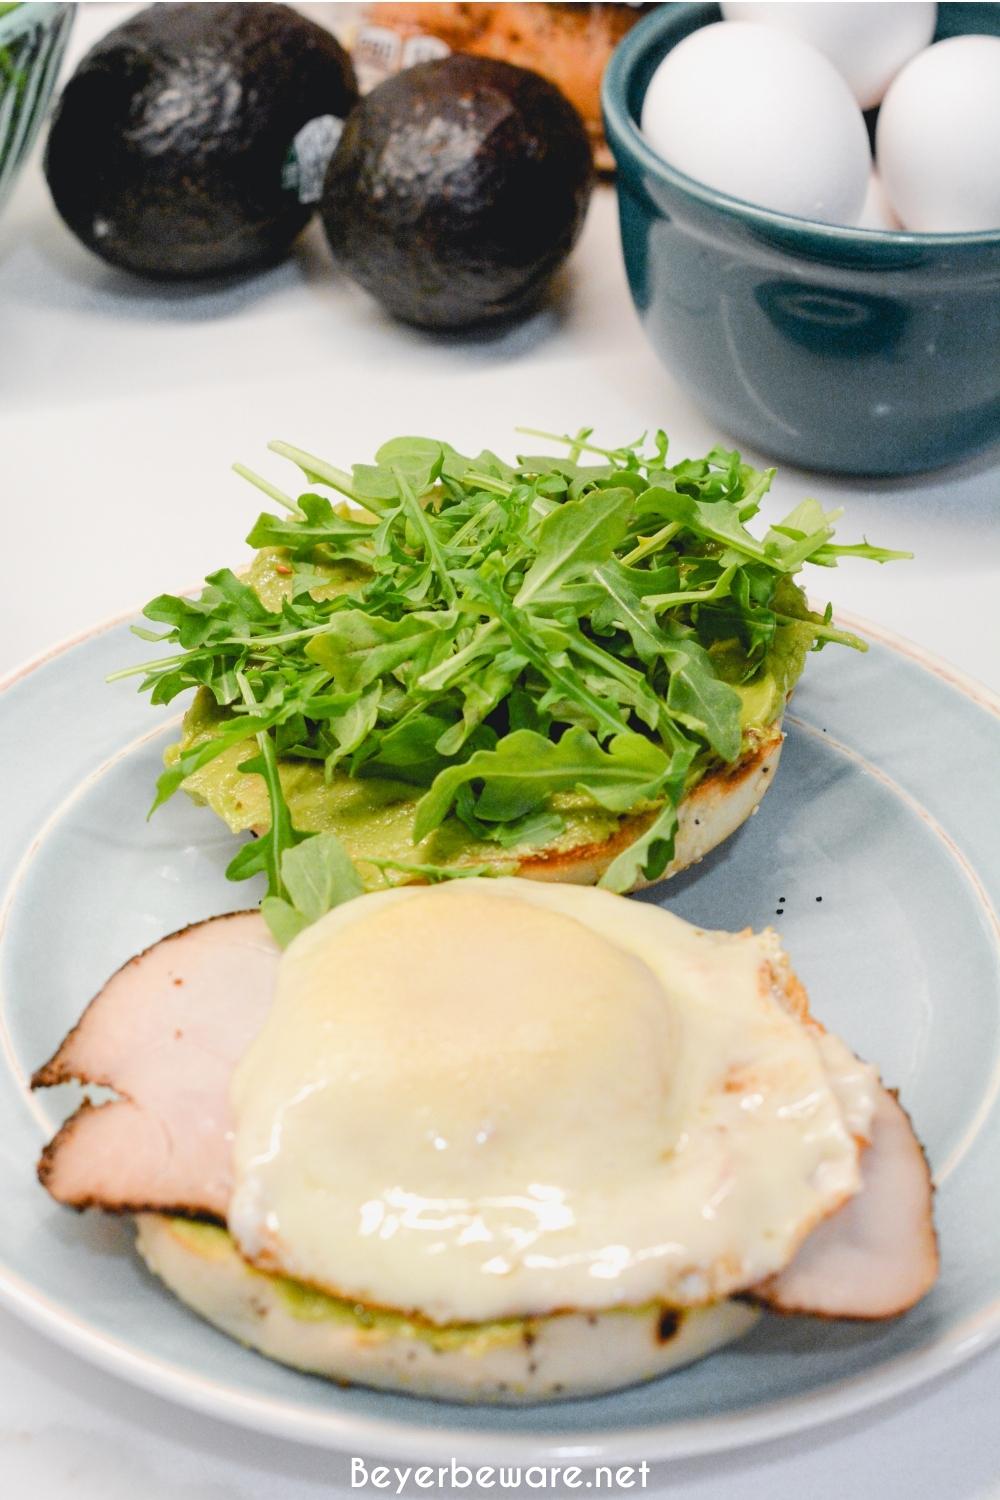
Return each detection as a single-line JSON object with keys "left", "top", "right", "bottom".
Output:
{"left": 34, "top": 911, "right": 278, "bottom": 1219}
{"left": 752, "top": 1085, "right": 938, "bottom": 1319}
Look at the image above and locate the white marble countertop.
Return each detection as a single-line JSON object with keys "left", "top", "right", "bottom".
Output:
{"left": 2, "top": 5, "right": 999, "bottom": 1494}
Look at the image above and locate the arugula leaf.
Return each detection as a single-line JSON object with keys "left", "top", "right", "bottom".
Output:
{"left": 282, "top": 830, "right": 364, "bottom": 919}
{"left": 491, "top": 809, "right": 566, "bottom": 849}
{"left": 635, "top": 489, "right": 788, "bottom": 571}
{"left": 377, "top": 435, "right": 444, "bottom": 488}
{"left": 660, "top": 634, "right": 743, "bottom": 762}
{"left": 599, "top": 803, "right": 679, "bottom": 893}
{"left": 307, "top": 610, "right": 456, "bottom": 691}
{"left": 472, "top": 577, "right": 631, "bottom": 741}
{"left": 261, "top": 831, "right": 365, "bottom": 946}
{"left": 590, "top": 564, "right": 741, "bottom": 759}
{"left": 260, "top": 897, "right": 310, "bottom": 947}
{"left": 414, "top": 727, "right": 673, "bottom": 841}
{"left": 225, "top": 736, "right": 305, "bottom": 896}
{"left": 515, "top": 488, "right": 633, "bottom": 606}
{"left": 323, "top": 684, "right": 382, "bottom": 774}
{"left": 591, "top": 559, "right": 669, "bottom": 661}
{"left": 246, "top": 494, "right": 375, "bottom": 561}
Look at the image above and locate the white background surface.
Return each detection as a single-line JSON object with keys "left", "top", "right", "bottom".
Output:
{"left": 1, "top": 3, "right": 999, "bottom": 1494}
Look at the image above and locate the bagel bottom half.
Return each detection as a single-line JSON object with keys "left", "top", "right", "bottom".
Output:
{"left": 224, "top": 721, "right": 786, "bottom": 893}
{"left": 136, "top": 1216, "right": 760, "bottom": 1404}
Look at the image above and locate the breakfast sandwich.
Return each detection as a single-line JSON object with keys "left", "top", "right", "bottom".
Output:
{"left": 34, "top": 879, "right": 937, "bottom": 1403}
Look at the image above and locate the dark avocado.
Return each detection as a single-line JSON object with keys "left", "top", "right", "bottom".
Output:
{"left": 44, "top": 3, "right": 358, "bottom": 280}
{"left": 320, "top": 54, "right": 594, "bottom": 330}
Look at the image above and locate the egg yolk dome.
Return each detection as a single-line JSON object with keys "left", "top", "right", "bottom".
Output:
{"left": 229, "top": 879, "right": 875, "bottom": 1324}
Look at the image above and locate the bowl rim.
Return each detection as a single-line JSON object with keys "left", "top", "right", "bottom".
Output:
{"left": 0, "top": 2, "right": 72, "bottom": 44}
{"left": 602, "top": 0, "right": 1000, "bottom": 254}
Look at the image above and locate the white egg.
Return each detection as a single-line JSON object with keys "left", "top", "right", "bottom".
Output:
{"left": 721, "top": 2, "right": 937, "bottom": 109}
{"left": 856, "top": 170, "right": 902, "bottom": 231}
{"left": 876, "top": 35, "right": 1000, "bottom": 233}
{"left": 642, "top": 23, "right": 871, "bottom": 225}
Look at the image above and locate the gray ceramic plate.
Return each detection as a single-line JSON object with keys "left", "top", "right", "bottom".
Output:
{"left": 1, "top": 615, "right": 998, "bottom": 1463}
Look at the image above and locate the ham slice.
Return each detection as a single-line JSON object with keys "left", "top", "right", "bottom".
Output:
{"left": 33, "top": 911, "right": 937, "bottom": 1320}
{"left": 34, "top": 912, "right": 279, "bottom": 1219}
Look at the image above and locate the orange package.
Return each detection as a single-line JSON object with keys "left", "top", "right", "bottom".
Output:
{"left": 346, "top": 3, "right": 651, "bottom": 169}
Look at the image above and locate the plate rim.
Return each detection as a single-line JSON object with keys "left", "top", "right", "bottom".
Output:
{"left": 1, "top": 1246, "right": 999, "bottom": 1465}
{"left": 1, "top": 609, "right": 999, "bottom": 1464}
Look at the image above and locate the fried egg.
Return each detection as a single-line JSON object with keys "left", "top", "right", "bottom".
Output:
{"left": 228, "top": 879, "right": 878, "bottom": 1325}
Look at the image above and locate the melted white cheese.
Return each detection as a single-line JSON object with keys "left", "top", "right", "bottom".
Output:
{"left": 229, "top": 879, "right": 876, "bottom": 1324}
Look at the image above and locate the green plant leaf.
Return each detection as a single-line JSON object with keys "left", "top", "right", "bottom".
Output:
{"left": 414, "top": 727, "right": 673, "bottom": 841}
{"left": 246, "top": 494, "right": 376, "bottom": 561}
{"left": 307, "top": 610, "right": 457, "bottom": 691}
{"left": 281, "top": 831, "right": 365, "bottom": 921}
{"left": 599, "top": 802, "right": 679, "bottom": 893}
{"left": 660, "top": 635, "right": 743, "bottom": 762}
{"left": 225, "top": 735, "right": 305, "bottom": 896}
{"left": 515, "top": 488, "right": 633, "bottom": 606}
{"left": 260, "top": 896, "right": 310, "bottom": 947}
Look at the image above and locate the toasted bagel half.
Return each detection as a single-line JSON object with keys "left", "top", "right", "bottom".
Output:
{"left": 240, "top": 721, "right": 785, "bottom": 894}
{"left": 135, "top": 1215, "right": 759, "bottom": 1404}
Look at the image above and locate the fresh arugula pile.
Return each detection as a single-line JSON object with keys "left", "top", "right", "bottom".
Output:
{"left": 115, "top": 429, "right": 906, "bottom": 915}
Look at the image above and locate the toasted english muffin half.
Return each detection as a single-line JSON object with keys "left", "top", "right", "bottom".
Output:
{"left": 135, "top": 1215, "right": 759, "bottom": 1404}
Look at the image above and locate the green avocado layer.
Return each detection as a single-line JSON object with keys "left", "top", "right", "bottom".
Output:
{"left": 163, "top": 1218, "right": 681, "bottom": 1352}
{"left": 165, "top": 1218, "right": 531, "bottom": 1351}
{"left": 166, "top": 552, "right": 816, "bottom": 876}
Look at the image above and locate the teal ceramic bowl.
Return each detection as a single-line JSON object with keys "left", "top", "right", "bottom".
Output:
{"left": 0, "top": 2, "right": 73, "bottom": 216}
{"left": 603, "top": 2, "right": 1000, "bottom": 476}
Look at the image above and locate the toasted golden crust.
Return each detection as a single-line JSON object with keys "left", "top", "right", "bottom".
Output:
{"left": 514, "top": 724, "right": 784, "bottom": 889}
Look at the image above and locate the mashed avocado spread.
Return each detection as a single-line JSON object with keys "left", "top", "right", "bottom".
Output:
{"left": 164, "top": 1218, "right": 670, "bottom": 1350}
